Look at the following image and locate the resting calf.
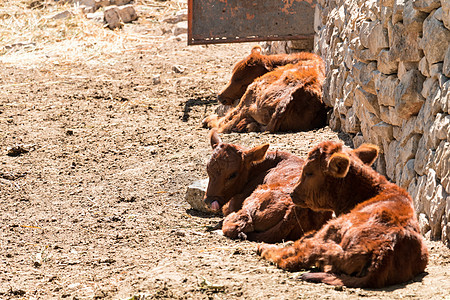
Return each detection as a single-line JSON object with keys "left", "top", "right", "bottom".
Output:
{"left": 217, "top": 45, "right": 324, "bottom": 105}
{"left": 258, "top": 141, "right": 428, "bottom": 288}
{"left": 203, "top": 130, "right": 332, "bottom": 243}
{"left": 203, "top": 59, "right": 327, "bottom": 133}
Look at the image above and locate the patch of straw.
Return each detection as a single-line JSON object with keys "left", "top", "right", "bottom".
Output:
{"left": 0, "top": 0, "right": 185, "bottom": 67}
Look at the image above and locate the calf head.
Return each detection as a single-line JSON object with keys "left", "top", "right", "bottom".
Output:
{"left": 204, "top": 130, "right": 269, "bottom": 213}
{"left": 218, "top": 46, "right": 269, "bottom": 105}
{"left": 291, "top": 141, "right": 379, "bottom": 212}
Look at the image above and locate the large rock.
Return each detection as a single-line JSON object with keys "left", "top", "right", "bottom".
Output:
{"left": 414, "top": 135, "right": 430, "bottom": 175}
{"left": 380, "top": 6, "right": 393, "bottom": 27}
{"left": 372, "top": 121, "right": 394, "bottom": 141}
{"left": 419, "top": 56, "right": 430, "bottom": 77}
{"left": 377, "top": 49, "right": 399, "bottom": 74}
{"left": 359, "top": 20, "right": 377, "bottom": 48}
{"left": 367, "top": 21, "right": 389, "bottom": 56}
{"left": 412, "top": 0, "right": 441, "bottom": 13}
{"left": 395, "top": 115, "right": 419, "bottom": 143}
{"left": 394, "top": 69, "right": 425, "bottom": 119}
{"left": 421, "top": 77, "right": 439, "bottom": 100}
{"left": 444, "top": 47, "right": 450, "bottom": 77}
{"left": 343, "top": 107, "right": 361, "bottom": 133}
{"left": 355, "top": 87, "right": 380, "bottom": 117}
{"left": 352, "top": 61, "right": 377, "bottom": 94}
{"left": 392, "top": 0, "right": 405, "bottom": 23}
{"left": 443, "top": 0, "right": 450, "bottom": 29}
{"left": 430, "top": 113, "right": 450, "bottom": 142}
{"left": 403, "top": 0, "right": 428, "bottom": 32}
{"left": 428, "top": 182, "right": 447, "bottom": 240}
{"left": 385, "top": 139, "right": 400, "bottom": 180}
{"left": 413, "top": 175, "right": 428, "bottom": 213}
{"left": 389, "top": 22, "right": 423, "bottom": 62}
{"left": 376, "top": 75, "right": 398, "bottom": 106}
{"left": 398, "top": 61, "right": 419, "bottom": 81}
{"left": 398, "top": 159, "right": 416, "bottom": 189}
{"left": 380, "top": 105, "right": 403, "bottom": 126}
{"left": 434, "top": 141, "right": 450, "bottom": 194}
{"left": 420, "top": 12, "right": 450, "bottom": 64}
{"left": 399, "top": 134, "right": 421, "bottom": 164}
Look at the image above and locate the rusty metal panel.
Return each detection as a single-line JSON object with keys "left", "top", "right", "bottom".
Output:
{"left": 188, "top": 0, "right": 316, "bottom": 45}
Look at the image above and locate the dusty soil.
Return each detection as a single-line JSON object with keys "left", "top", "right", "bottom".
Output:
{"left": 1, "top": 1, "right": 450, "bottom": 299}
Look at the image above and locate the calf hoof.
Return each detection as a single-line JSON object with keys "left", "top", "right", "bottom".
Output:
{"left": 256, "top": 243, "right": 276, "bottom": 257}
{"left": 202, "top": 114, "right": 218, "bottom": 128}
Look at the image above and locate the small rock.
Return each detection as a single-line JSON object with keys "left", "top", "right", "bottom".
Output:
{"left": 46, "top": 10, "right": 73, "bottom": 20}
{"left": 172, "top": 65, "right": 185, "bottom": 74}
{"left": 86, "top": 11, "right": 104, "bottom": 23}
{"left": 104, "top": 5, "right": 137, "bottom": 29}
{"left": 99, "top": 258, "right": 116, "bottom": 264}
{"left": 74, "top": 0, "right": 96, "bottom": 6}
{"left": 117, "top": 4, "right": 138, "bottom": 23}
{"left": 152, "top": 74, "right": 161, "bottom": 85}
{"left": 163, "top": 9, "right": 188, "bottom": 24}
{"left": 111, "top": 0, "right": 132, "bottom": 5}
{"left": 94, "top": 0, "right": 111, "bottom": 10}
{"left": 4, "top": 42, "right": 36, "bottom": 51}
{"left": 78, "top": 5, "right": 96, "bottom": 14}
{"left": 6, "top": 144, "right": 34, "bottom": 157}
{"left": 185, "top": 179, "right": 215, "bottom": 213}
{"left": 104, "top": 6, "right": 122, "bottom": 29}
{"left": 173, "top": 21, "right": 188, "bottom": 36}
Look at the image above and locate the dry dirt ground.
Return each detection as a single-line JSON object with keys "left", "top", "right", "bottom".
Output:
{"left": 1, "top": 1, "right": 450, "bottom": 299}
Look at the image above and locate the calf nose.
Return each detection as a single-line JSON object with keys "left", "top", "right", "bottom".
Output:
{"left": 290, "top": 191, "right": 305, "bottom": 207}
{"left": 204, "top": 196, "right": 222, "bottom": 212}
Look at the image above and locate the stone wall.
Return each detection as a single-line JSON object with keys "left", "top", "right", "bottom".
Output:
{"left": 316, "top": 0, "right": 450, "bottom": 245}
{"left": 266, "top": 0, "right": 450, "bottom": 245}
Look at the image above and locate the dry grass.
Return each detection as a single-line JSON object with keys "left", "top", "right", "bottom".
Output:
{"left": 0, "top": 0, "right": 186, "bottom": 66}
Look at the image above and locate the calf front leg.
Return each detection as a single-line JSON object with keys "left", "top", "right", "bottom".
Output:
{"left": 222, "top": 211, "right": 254, "bottom": 240}
{"left": 257, "top": 242, "right": 305, "bottom": 271}
{"left": 258, "top": 237, "right": 345, "bottom": 272}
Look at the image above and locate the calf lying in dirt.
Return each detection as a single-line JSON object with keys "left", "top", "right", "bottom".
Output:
{"left": 258, "top": 141, "right": 429, "bottom": 288}
{"left": 202, "top": 53, "right": 327, "bottom": 133}
{"left": 216, "top": 45, "right": 324, "bottom": 106}
{"left": 203, "top": 130, "right": 332, "bottom": 243}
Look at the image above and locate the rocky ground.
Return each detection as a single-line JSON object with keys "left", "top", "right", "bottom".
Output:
{"left": 0, "top": 1, "right": 449, "bottom": 299}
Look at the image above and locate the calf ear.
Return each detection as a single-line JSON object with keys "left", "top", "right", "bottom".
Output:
{"left": 209, "top": 129, "right": 222, "bottom": 149}
{"left": 327, "top": 153, "right": 350, "bottom": 178}
{"left": 245, "top": 144, "right": 269, "bottom": 164}
{"left": 251, "top": 45, "right": 262, "bottom": 54}
{"left": 353, "top": 144, "right": 379, "bottom": 166}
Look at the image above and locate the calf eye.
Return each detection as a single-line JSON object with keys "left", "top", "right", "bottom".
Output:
{"left": 228, "top": 172, "right": 238, "bottom": 180}
{"left": 304, "top": 171, "right": 313, "bottom": 177}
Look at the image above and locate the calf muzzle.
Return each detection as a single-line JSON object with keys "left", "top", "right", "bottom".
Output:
{"left": 204, "top": 196, "right": 223, "bottom": 212}
{"left": 290, "top": 191, "right": 306, "bottom": 208}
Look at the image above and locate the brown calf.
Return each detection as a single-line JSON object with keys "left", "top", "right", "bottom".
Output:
{"left": 203, "top": 57, "right": 327, "bottom": 133}
{"left": 203, "top": 130, "right": 332, "bottom": 243}
{"left": 257, "top": 141, "right": 428, "bottom": 288}
{"left": 217, "top": 45, "right": 324, "bottom": 105}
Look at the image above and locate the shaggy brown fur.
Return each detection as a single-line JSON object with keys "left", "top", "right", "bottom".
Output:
{"left": 203, "top": 54, "right": 327, "bottom": 133}
{"left": 257, "top": 141, "right": 429, "bottom": 288}
{"left": 216, "top": 45, "right": 324, "bottom": 105}
{"left": 203, "top": 130, "right": 332, "bottom": 243}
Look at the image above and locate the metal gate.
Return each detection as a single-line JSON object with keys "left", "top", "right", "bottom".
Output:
{"left": 187, "top": 0, "right": 317, "bottom": 45}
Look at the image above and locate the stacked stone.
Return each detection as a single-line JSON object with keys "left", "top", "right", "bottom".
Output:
{"left": 314, "top": 0, "right": 450, "bottom": 245}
